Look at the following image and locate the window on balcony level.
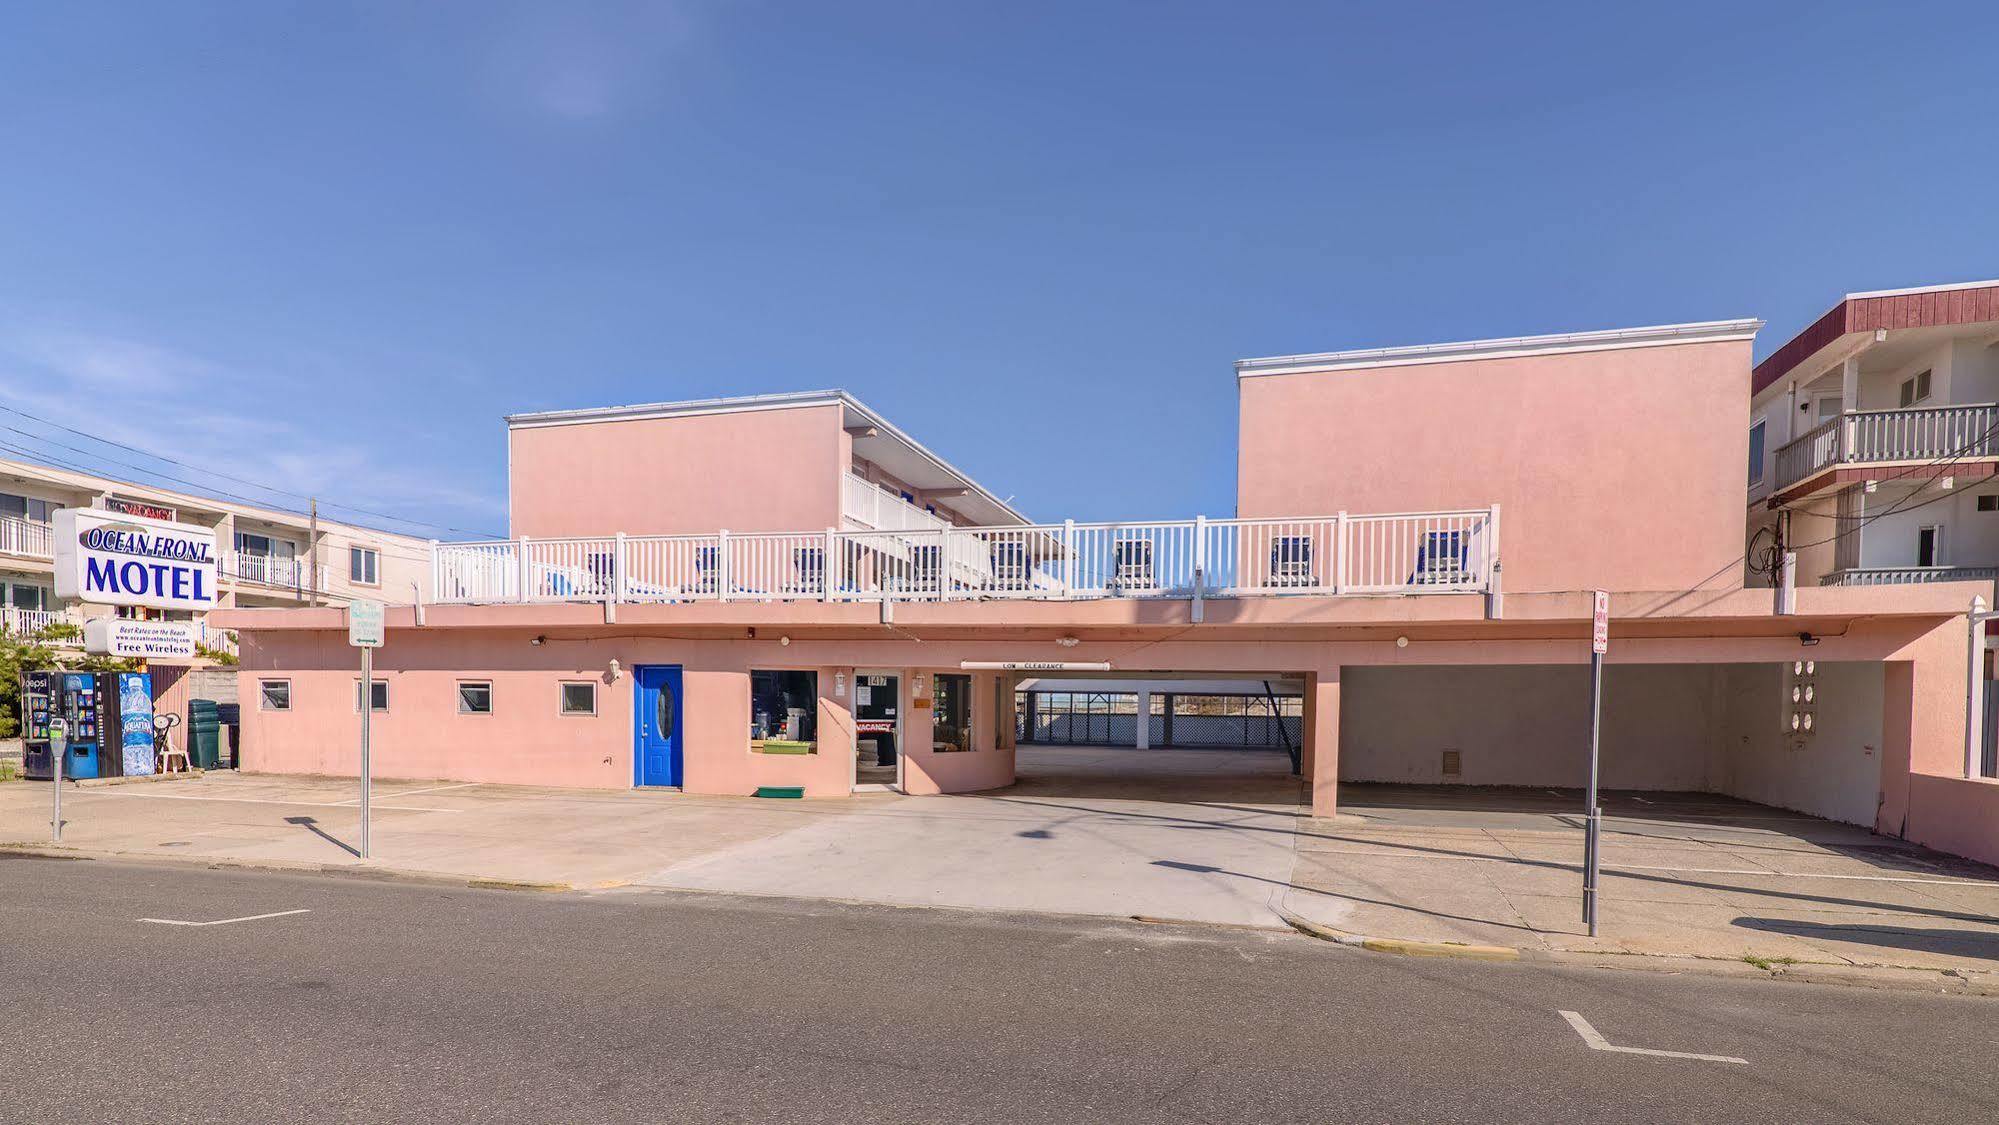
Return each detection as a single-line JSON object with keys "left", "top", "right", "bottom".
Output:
{"left": 0, "top": 493, "right": 55, "bottom": 523}
{"left": 3, "top": 582, "right": 49, "bottom": 610}
{"left": 1747, "top": 419, "right": 1766, "bottom": 486}
{"left": 349, "top": 546, "right": 379, "bottom": 585}
{"left": 1899, "top": 369, "right": 1932, "bottom": 407}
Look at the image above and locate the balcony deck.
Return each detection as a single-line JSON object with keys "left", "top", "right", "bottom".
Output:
{"left": 429, "top": 508, "right": 1501, "bottom": 607}
{"left": 1771, "top": 403, "right": 1999, "bottom": 496}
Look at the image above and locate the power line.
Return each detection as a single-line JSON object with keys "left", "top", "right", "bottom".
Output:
{"left": 1780, "top": 415, "right": 1999, "bottom": 553}
{"left": 0, "top": 402, "right": 503, "bottom": 539}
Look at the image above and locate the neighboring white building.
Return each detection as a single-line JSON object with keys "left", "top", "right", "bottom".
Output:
{"left": 1747, "top": 279, "right": 1999, "bottom": 590}
{"left": 0, "top": 455, "right": 437, "bottom": 645}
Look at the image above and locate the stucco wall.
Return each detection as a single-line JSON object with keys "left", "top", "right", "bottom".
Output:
{"left": 1237, "top": 337, "right": 1753, "bottom": 594}
{"left": 507, "top": 404, "right": 845, "bottom": 538}
{"left": 234, "top": 627, "right": 1012, "bottom": 798}
{"left": 1710, "top": 661, "right": 1884, "bottom": 827}
{"left": 1337, "top": 664, "right": 1726, "bottom": 790}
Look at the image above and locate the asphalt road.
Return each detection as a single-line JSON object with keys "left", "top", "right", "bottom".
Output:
{"left": 1, "top": 853, "right": 1993, "bottom": 1124}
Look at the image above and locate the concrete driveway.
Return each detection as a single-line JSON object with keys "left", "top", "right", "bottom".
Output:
{"left": 644, "top": 746, "right": 1310, "bottom": 927}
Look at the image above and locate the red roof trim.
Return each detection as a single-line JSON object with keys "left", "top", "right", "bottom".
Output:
{"left": 1753, "top": 284, "right": 1999, "bottom": 398}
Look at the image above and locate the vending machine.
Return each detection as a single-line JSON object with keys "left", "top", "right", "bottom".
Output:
{"left": 109, "top": 671, "right": 156, "bottom": 777}
{"left": 19, "top": 670, "right": 56, "bottom": 780}
{"left": 57, "top": 672, "right": 103, "bottom": 780}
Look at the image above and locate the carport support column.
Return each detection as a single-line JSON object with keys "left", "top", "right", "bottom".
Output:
{"left": 1135, "top": 688, "right": 1151, "bottom": 749}
{"left": 1303, "top": 669, "right": 1341, "bottom": 817}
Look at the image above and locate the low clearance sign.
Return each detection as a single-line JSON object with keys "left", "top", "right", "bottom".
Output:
{"left": 53, "top": 508, "right": 218, "bottom": 612}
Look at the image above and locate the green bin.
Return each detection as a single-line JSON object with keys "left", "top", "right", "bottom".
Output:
{"left": 188, "top": 699, "right": 223, "bottom": 770}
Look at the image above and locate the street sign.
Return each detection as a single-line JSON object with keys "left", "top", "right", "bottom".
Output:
{"left": 84, "top": 617, "right": 200, "bottom": 659}
{"left": 49, "top": 716, "right": 66, "bottom": 842}
{"left": 1582, "top": 589, "right": 1609, "bottom": 935}
{"left": 1591, "top": 590, "right": 1610, "bottom": 655}
{"left": 347, "top": 599, "right": 385, "bottom": 648}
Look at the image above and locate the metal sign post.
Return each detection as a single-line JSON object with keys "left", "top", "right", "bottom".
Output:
{"left": 49, "top": 716, "right": 67, "bottom": 842}
{"left": 348, "top": 600, "right": 386, "bottom": 860}
{"left": 1583, "top": 590, "right": 1608, "bottom": 937}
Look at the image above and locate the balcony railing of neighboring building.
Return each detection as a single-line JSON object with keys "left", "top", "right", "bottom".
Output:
{"left": 1771, "top": 403, "right": 1999, "bottom": 493}
{"left": 841, "top": 474, "right": 957, "bottom": 535}
{"left": 428, "top": 506, "right": 1502, "bottom": 606}
{"left": 0, "top": 516, "right": 54, "bottom": 559}
{"left": 223, "top": 551, "right": 308, "bottom": 591}
{"left": 0, "top": 606, "right": 74, "bottom": 640}
{"left": 1819, "top": 566, "right": 1999, "bottom": 587}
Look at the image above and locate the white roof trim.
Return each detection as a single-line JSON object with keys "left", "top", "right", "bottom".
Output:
{"left": 1235, "top": 319, "right": 1763, "bottom": 378}
{"left": 506, "top": 390, "right": 1030, "bottom": 525}
{"left": 1844, "top": 278, "right": 1999, "bottom": 300}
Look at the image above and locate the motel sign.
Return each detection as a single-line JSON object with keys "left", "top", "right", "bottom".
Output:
{"left": 52, "top": 508, "right": 219, "bottom": 613}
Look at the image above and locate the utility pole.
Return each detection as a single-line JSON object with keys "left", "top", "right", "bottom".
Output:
{"left": 308, "top": 498, "right": 320, "bottom": 606}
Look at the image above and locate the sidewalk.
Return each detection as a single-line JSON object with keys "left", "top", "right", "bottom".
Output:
{"left": 1281, "top": 786, "right": 1999, "bottom": 978}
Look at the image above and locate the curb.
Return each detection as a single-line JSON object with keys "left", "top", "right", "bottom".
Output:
{"left": 1276, "top": 909, "right": 1519, "bottom": 962}
{"left": 1276, "top": 908, "right": 1999, "bottom": 996}
{"left": 0, "top": 841, "right": 582, "bottom": 894}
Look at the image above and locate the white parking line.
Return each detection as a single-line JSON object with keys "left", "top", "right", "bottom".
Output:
{"left": 330, "top": 781, "right": 479, "bottom": 805}
{"left": 1559, "top": 1011, "right": 1747, "bottom": 1065}
{"left": 140, "top": 909, "right": 313, "bottom": 928}
{"left": 89, "top": 791, "right": 464, "bottom": 813}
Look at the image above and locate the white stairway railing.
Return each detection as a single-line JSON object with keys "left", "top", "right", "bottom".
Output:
{"left": 432, "top": 506, "right": 1501, "bottom": 606}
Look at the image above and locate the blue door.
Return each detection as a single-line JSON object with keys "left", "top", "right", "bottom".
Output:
{"left": 634, "top": 665, "right": 683, "bottom": 787}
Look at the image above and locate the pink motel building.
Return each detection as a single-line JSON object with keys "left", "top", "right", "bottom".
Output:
{"left": 213, "top": 307, "right": 1999, "bottom": 869}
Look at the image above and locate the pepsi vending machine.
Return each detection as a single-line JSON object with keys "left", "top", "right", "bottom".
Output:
{"left": 19, "top": 670, "right": 56, "bottom": 780}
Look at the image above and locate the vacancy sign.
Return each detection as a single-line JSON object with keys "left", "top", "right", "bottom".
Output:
{"left": 1591, "top": 590, "right": 1610, "bottom": 655}
{"left": 53, "top": 508, "right": 218, "bottom": 612}
{"left": 348, "top": 599, "right": 385, "bottom": 648}
{"left": 84, "top": 618, "right": 201, "bottom": 659}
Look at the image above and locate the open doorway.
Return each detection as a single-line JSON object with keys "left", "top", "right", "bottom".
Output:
{"left": 853, "top": 670, "right": 902, "bottom": 792}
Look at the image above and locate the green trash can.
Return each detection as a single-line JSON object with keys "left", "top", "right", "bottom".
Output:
{"left": 188, "top": 699, "right": 223, "bottom": 770}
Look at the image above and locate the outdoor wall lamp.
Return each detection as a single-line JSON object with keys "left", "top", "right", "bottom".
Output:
{"left": 607, "top": 659, "right": 622, "bottom": 682}
{"left": 530, "top": 635, "right": 546, "bottom": 647}
{"left": 1395, "top": 635, "right": 1410, "bottom": 648}
{"left": 1056, "top": 636, "right": 1080, "bottom": 648}
{"left": 1798, "top": 632, "right": 1820, "bottom": 647}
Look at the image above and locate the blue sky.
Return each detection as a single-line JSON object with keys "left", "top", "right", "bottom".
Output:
{"left": 2, "top": 1, "right": 1995, "bottom": 538}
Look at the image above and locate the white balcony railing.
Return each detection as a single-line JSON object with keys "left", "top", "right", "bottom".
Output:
{"left": 1, "top": 607, "right": 69, "bottom": 638}
{"left": 224, "top": 551, "right": 307, "bottom": 591}
{"left": 0, "top": 516, "right": 54, "bottom": 559}
{"left": 1820, "top": 566, "right": 1999, "bottom": 587}
{"left": 431, "top": 507, "right": 1502, "bottom": 606}
{"left": 1772, "top": 403, "right": 1999, "bottom": 492}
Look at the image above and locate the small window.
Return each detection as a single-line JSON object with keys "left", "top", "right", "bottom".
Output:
{"left": 1747, "top": 419, "right": 1767, "bottom": 486}
{"left": 559, "top": 681, "right": 596, "bottom": 716}
{"left": 458, "top": 680, "right": 493, "bottom": 715}
{"left": 354, "top": 679, "right": 388, "bottom": 712}
{"left": 259, "top": 679, "right": 292, "bottom": 711}
{"left": 1899, "top": 369, "right": 1932, "bottom": 407}
{"left": 349, "top": 546, "right": 380, "bottom": 585}
{"left": 750, "top": 669, "right": 817, "bottom": 753}
{"left": 933, "top": 673, "right": 974, "bottom": 753}
{"left": 1979, "top": 495, "right": 1998, "bottom": 513}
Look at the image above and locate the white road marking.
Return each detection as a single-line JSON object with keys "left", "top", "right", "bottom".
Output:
{"left": 89, "top": 791, "right": 464, "bottom": 813}
{"left": 1630, "top": 796, "right": 1653, "bottom": 804}
{"left": 140, "top": 909, "right": 313, "bottom": 928}
{"left": 330, "top": 782, "right": 479, "bottom": 805}
{"left": 1559, "top": 1010, "right": 1747, "bottom": 1065}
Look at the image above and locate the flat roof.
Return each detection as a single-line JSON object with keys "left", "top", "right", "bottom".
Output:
{"left": 1235, "top": 319, "right": 1762, "bottom": 378}
{"left": 507, "top": 390, "right": 1030, "bottom": 526}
